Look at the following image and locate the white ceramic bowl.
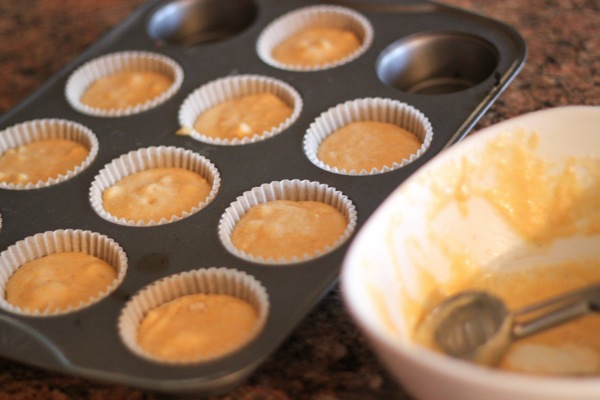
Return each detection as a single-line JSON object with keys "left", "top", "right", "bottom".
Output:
{"left": 341, "top": 106, "right": 600, "bottom": 400}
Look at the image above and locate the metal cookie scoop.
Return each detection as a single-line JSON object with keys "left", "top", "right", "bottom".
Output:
{"left": 422, "top": 282, "right": 600, "bottom": 366}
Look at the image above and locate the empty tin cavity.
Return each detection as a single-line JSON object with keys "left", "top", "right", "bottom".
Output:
{"left": 147, "top": 0, "right": 258, "bottom": 45}
{"left": 377, "top": 31, "right": 500, "bottom": 95}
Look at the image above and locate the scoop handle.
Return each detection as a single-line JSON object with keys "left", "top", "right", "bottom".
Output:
{"left": 511, "top": 282, "right": 600, "bottom": 338}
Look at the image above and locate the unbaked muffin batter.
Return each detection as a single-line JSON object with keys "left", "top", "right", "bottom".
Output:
{"left": 0, "top": 139, "right": 89, "bottom": 185}
{"left": 318, "top": 121, "right": 421, "bottom": 172}
{"left": 102, "top": 167, "right": 212, "bottom": 223}
{"left": 137, "top": 293, "right": 258, "bottom": 362}
{"left": 193, "top": 93, "right": 293, "bottom": 140}
{"left": 5, "top": 251, "right": 117, "bottom": 312}
{"left": 80, "top": 71, "right": 173, "bottom": 110}
{"left": 272, "top": 27, "right": 361, "bottom": 67}
{"left": 230, "top": 200, "right": 347, "bottom": 260}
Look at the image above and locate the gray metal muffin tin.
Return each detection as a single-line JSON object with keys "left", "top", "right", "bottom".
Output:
{"left": 0, "top": 0, "right": 526, "bottom": 396}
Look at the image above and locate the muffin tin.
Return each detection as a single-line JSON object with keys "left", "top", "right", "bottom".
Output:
{"left": 0, "top": 0, "right": 526, "bottom": 396}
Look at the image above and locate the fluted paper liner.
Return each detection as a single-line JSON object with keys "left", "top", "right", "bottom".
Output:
{"left": 65, "top": 51, "right": 183, "bottom": 117}
{"left": 177, "top": 74, "right": 303, "bottom": 145}
{"left": 218, "top": 179, "right": 357, "bottom": 265}
{"left": 89, "top": 146, "right": 221, "bottom": 227}
{"left": 303, "top": 97, "right": 433, "bottom": 175}
{"left": 0, "top": 119, "right": 99, "bottom": 190}
{"left": 0, "top": 229, "right": 127, "bottom": 316}
{"left": 257, "top": 5, "right": 374, "bottom": 72}
{"left": 118, "top": 267, "right": 270, "bottom": 364}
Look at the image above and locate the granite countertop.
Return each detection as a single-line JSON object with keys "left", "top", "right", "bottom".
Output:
{"left": 0, "top": 0, "right": 598, "bottom": 399}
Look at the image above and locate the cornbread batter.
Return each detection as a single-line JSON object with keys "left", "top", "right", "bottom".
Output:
{"left": 230, "top": 200, "right": 347, "bottom": 260}
{"left": 410, "top": 130, "right": 600, "bottom": 375}
{"left": 137, "top": 293, "right": 258, "bottom": 362}
{"left": 272, "top": 27, "right": 361, "bottom": 67}
{"left": 5, "top": 251, "right": 117, "bottom": 312}
{"left": 102, "top": 167, "right": 212, "bottom": 223}
{"left": 0, "top": 139, "right": 89, "bottom": 185}
{"left": 80, "top": 71, "right": 173, "bottom": 110}
{"left": 318, "top": 121, "right": 421, "bottom": 172}
{"left": 193, "top": 93, "right": 293, "bottom": 140}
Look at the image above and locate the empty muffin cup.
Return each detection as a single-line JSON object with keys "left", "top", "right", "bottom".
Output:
{"left": 0, "top": 119, "right": 99, "bottom": 190}
{"left": 377, "top": 31, "right": 500, "bottom": 95}
{"left": 65, "top": 51, "right": 184, "bottom": 117}
{"left": 0, "top": 229, "right": 127, "bottom": 316}
{"left": 147, "top": 0, "right": 258, "bottom": 45}
{"left": 257, "top": 5, "right": 373, "bottom": 71}
{"left": 303, "top": 97, "right": 433, "bottom": 175}
{"left": 89, "top": 146, "right": 220, "bottom": 226}
{"left": 219, "top": 179, "right": 357, "bottom": 265}
{"left": 118, "top": 267, "right": 269, "bottom": 364}
{"left": 177, "top": 74, "right": 302, "bottom": 145}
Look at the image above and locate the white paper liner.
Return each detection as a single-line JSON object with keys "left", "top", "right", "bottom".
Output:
{"left": 89, "top": 146, "right": 221, "bottom": 227}
{"left": 177, "top": 74, "right": 303, "bottom": 145}
{"left": 218, "top": 179, "right": 357, "bottom": 265}
{"left": 118, "top": 267, "right": 270, "bottom": 364}
{"left": 65, "top": 51, "right": 184, "bottom": 117}
{"left": 303, "top": 97, "right": 434, "bottom": 176}
{"left": 0, "top": 119, "right": 99, "bottom": 190}
{"left": 0, "top": 229, "right": 127, "bottom": 316}
{"left": 256, "top": 5, "right": 374, "bottom": 72}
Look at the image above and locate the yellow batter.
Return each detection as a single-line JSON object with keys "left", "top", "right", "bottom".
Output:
{"left": 410, "top": 130, "right": 600, "bottom": 376}
{"left": 0, "top": 139, "right": 89, "bottom": 185}
{"left": 193, "top": 93, "right": 292, "bottom": 140}
{"left": 318, "top": 121, "right": 421, "bottom": 172}
{"left": 5, "top": 251, "right": 117, "bottom": 313}
{"left": 272, "top": 27, "right": 361, "bottom": 67}
{"left": 102, "top": 167, "right": 212, "bottom": 223}
{"left": 81, "top": 71, "right": 173, "bottom": 110}
{"left": 137, "top": 293, "right": 258, "bottom": 362}
{"left": 231, "top": 200, "right": 347, "bottom": 260}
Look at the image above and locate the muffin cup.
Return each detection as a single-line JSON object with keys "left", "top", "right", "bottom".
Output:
{"left": 256, "top": 5, "right": 374, "bottom": 72}
{"left": 0, "top": 119, "right": 99, "bottom": 190}
{"left": 65, "top": 51, "right": 184, "bottom": 117}
{"left": 177, "top": 74, "right": 303, "bottom": 145}
{"left": 218, "top": 179, "right": 357, "bottom": 265}
{"left": 89, "top": 146, "right": 220, "bottom": 227}
{"left": 0, "top": 229, "right": 127, "bottom": 316}
{"left": 118, "top": 267, "right": 270, "bottom": 364}
{"left": 303, "top": 97, "right": 434, "bottom": 175}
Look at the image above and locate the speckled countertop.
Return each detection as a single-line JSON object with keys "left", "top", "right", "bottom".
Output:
{"left": 0, "top": 0, "right": 598, "bottom": 399}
